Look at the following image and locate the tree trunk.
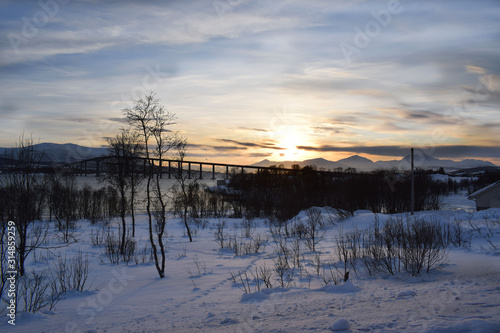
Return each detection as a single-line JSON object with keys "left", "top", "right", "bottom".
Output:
{"left": 130, "top": 180, "right": 136, "bottom": 237}
{"left": 184, "top": 207, "right": 192, "bottom": 242}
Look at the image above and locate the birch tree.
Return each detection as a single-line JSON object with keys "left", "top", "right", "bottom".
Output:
{"left": 123, "top": 92, "right": 181, "bottom": 278}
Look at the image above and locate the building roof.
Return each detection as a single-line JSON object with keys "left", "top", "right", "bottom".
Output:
{"left": 468, "top": 180, "right": 500, "bottom": 200}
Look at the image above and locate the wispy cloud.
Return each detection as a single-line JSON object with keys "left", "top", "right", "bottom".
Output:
{"left": 217, "top": 139, "right": 285, "bottom": 150}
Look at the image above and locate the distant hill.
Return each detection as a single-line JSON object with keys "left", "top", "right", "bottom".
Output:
{"left": 1, "top": 143, "right": 497, "bottom": 171}
{"left": 0, "top": 143, "right": 108, "bottom": 164}
{"left": 253, "top": 150, "right": 497, "bottom": 171}
{"left": 337, "top": 155, "right": 377, "bottom": 170}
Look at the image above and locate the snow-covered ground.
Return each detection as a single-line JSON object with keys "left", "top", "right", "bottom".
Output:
{"left": 2, "top": 195, "right": 500, "bottom": 332}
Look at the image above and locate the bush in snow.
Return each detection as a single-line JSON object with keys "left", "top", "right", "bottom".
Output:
{"left": 14, "top": 251, "right": 94, "bottom": 314}
{"left": 102, "top": 227, "right": 136, "bottom": 265}
{"left": 213, "top": 220, "right": 227, "bottom": 249}
{"left": 446, "top": 217, "right": 472, "bottom": 248}
{"left": 303, "top": 207, "right": 326, "bottom": 252}
{"left": 50, "top": 251, "right": 91, "bottom": 294}
{"left": 18, "top": 270, "right": 51, "bottom": 313}
{"left": 336, "top": 216, "right": 450, "bottom": 277}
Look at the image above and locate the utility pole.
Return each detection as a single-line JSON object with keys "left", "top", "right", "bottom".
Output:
{"left": 411, "top": 148, "right": 415, "bottom": 216}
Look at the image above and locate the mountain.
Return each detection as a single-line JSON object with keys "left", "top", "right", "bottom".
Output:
{"left": 1, "top": 143, "right": 497, "bottom": 171}
{"left": 253, "top": 158, "right": 344, "bottom": 170}
{"left": 252, "top": 158, "right": 341, "bottom": 170}
{"left": 337, "top": 155, "right": 377, "bottom": 171}
{"left": 253, "top": 151, "right": 497, "bottom": 172}
{"left": 397, "top": 152, "right": 497, "bottom": 170}
{"left": 0, "top": 143, "right": 108, "bottom": 164}
{"left": 300, "top": 158, "right": 342, "bottom": 170}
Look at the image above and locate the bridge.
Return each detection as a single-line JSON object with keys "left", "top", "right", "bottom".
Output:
{"left": 64, "top": 156, "right": 342, "bottom": 179}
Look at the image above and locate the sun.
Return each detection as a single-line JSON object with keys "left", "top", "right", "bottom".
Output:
{"left": 277, "top": 132, "right": 304, "bottom": 161}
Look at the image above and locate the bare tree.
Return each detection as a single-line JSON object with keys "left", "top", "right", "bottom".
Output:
{"left": 149, "top": 100, "right": 179, "bottom": 275}
{"left": 103, "top": 129, "right": 143, "bottom": 254}
{"left": 52, "top": 173, "right": 79, "bottom": 243}
{"left": 124, "top": 92, "right": 181, "bottom": 278}
{"left": 127, "top": 131, "right": 143, "bottom": 237}
{"left": 4, "top": 133, "right": 47, "bottom": 276}
{"left": 174, "top": 138, "right": 193, "bottom": 242}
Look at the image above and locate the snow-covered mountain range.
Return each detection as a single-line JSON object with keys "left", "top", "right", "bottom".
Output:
{"left": 0, "top": 143, "right": 108, "bottom": 164}
{"left": 1, "top": 143, "right": 497, "bottom": 171}
{"left": 253, "top": 152, "right": 497, "bottom": 171}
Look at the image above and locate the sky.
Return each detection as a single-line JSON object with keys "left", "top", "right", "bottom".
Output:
{"left": 1, "top": 0, "right": 500, "bottom": 165}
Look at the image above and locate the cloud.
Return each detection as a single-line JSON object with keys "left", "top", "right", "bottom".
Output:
{"left": 217, "top": 139, "right": 285, "bottom": 150}
{"left": 0, "top": 102, "right": 17, "bottom": 116}
{"left": 107, "top": 117, "right": 128, "bottom": 123}
{"left": 238, "top": 127, "right": 269, "bottom": 133}
{"left": 188, "top": 143, "right": 248, "bottom": 151}
{"left": 1, "top": 0, "right": 319, "bottom": 67}
{"left": 1, "top": 0, "right": 499, "bottom": 165}
{"left": 311, "top": 126, "right": 348, "bottom": 134}
{"left": 297, "top": 145, "right": 408, "bottom": 157}
{"left": 297, "top": 144, "right": 500, "bottom": 160}
{"left": 429, "top": 146, "right": 500, "bottom": 159}
{"left": 347, "top": 89, "right": 392, "bottom": 97}
{"left": 466, "top": 65, "right": 487, "bottom": 75}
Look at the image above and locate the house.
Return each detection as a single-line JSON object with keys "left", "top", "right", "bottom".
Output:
{"left": 468, "top": 180, "right": 500, "bottom": 211}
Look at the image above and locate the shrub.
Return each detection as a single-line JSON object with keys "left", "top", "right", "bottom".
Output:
{"left": 303, "top": 208, "right": 326, "bottom": 252}
{"left": 337, "top": 216, "right": 449, "bottom": 277}
{"left": 50, "top": 251, "right": 91, "bottom": 294}
{"left": 18, "top": 270, "right": 50, "bottom": 313}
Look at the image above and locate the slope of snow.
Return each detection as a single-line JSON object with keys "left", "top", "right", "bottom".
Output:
{"left": 1, "top": 199, "right": 500, "bottom": 332}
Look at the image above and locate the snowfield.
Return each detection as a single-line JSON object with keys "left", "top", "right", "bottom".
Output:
{"left": 1, "top": 196, "right": 500, "bottom": 332}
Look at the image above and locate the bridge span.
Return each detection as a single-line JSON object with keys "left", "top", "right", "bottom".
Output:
{"left": 68, "top": 156, "right": 339, "bottom": 179}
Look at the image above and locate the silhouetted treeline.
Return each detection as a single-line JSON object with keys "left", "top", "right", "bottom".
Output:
{"left": 467, "top": 169, "right": 500, "bottom": 194}
{"left": 0, "top": 173, "right": 121, "bottom": 226}
{"left": 221, "top": 166, "right": 452, "bottom": 221}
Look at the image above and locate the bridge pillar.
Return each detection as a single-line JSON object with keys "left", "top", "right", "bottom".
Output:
{"left": 199, "top": 163, "right": 203, "bottom": 179}
{"left": 212, "top": 164, "right": 216, "bottom": 180}
{"left": 225, "top": 165, "right": 229, "bottom": 179}
{"left": 168, "top": 160, "right": 171, "bottom": 179}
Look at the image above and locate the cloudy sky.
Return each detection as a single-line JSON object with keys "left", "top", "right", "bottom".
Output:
{"left": 1, "top": 0, "right": 500, "bottom": 164}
